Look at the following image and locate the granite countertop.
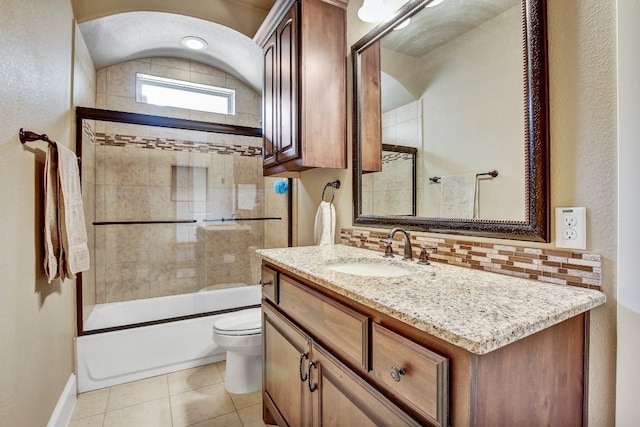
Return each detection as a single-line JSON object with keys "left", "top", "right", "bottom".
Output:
{"left": 255, "top": 244, "right": 606, "bottom": 355}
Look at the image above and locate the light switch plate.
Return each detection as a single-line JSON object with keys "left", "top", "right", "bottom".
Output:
{"left": 555, "top": 207, "right": 587, "bottom": 250}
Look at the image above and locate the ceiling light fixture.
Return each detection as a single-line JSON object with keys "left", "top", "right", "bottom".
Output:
{"left": 426, "top": 0, "right": 444, "bottom": 7}
{"left": 394, "top": 18, "right": 411, "bottom": 30}
{"left": 357, "top": 0, "right": 392, "bottom": 22}
{"left": 181, "top": 36, "right": 208, "bottom": 50}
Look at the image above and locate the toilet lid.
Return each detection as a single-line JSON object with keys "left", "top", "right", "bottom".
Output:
{"left": 214, "top": 308, "right": 262, "bottom": 336}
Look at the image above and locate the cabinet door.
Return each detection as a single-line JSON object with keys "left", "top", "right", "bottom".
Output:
{"left": 276, "top": 3, "right": 299, "bottom": 164}
{"left": 263, "top": 302, "right": 311, "bottom": 426}
{"left": 360, "top": 40, "right": 382, "bottom": 173}
{"left": 262, "top": 30, "right": 278, "bottom": 168}
{"left": 310, "top": 343, "right": 422, "bottom": 427}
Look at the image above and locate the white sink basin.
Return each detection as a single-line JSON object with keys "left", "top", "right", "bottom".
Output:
{"left": 327, "top": 262, "right": 412, "bottom": 277}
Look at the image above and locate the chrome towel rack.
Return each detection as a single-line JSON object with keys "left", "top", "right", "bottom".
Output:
{"left": 322, "top": 180, "right": 341, "bottom": 203}
{"left": 429, "top": 170, "right": 498, "bottom": 183}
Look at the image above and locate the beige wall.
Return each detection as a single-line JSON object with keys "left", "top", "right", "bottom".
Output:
{"left": 416, "top": 5, "right": 525, "bottom": 220}
{"left": 616, "top": 0, "right": 640, "bottom": 424}
{"left": 0, "top": 0, "right": 80, "bottom": 425}
{"left": 298, "top": 0, "right": 618, "bottom": 423}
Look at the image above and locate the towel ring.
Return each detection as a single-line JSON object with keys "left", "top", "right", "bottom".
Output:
{"left": 322, "top": 180, "right": 341, "bottom": 204}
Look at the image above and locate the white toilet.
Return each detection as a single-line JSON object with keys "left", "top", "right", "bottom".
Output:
{"left": 212, "top": 308, "right": 263, "bottom": 394}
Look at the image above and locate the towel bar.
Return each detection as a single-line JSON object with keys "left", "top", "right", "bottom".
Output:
{"left": 19, "top": 128, "right": 55, "bottom": 145}
{"left": 429, "top": 170, "right": 498, "bottom": 183}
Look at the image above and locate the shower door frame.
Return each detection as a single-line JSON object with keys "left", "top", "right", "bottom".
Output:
{"left": 75, "top": 106, "right": 293, "bottom": 335}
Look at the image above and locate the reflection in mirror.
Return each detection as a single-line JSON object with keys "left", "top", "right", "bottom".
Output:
{"left": 352, "top": 0, "right": 549, "bottom": 241}
{"left": 362, "top": 144, "right": 417, "bottom": 216}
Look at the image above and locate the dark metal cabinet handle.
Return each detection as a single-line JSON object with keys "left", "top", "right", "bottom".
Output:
{"left": 390, "top": 366, "right": 406, "bottom": 382}
{"left": 260, "top": 279, "right": 272, "bottom": 287}
{"left": 299, "top": 353, "right": 309, "bottom": 382}
{"left": 307, "top": 361, "right": 318, "bottom": 392}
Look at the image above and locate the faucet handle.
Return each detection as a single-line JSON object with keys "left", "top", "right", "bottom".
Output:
{"left": 418, "top": 245, "right": 437, "bottom": 265}
{"left": 380, "top": 238, "right": 394, "bottom": 258}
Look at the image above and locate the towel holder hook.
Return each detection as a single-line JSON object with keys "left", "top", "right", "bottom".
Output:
{"left": 322, "top": 180, "right": 341, "bottom": 204}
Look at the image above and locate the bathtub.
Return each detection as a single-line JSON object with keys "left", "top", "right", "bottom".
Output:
{"left": 76, "top": 285, "right": 261, "bottom": 392}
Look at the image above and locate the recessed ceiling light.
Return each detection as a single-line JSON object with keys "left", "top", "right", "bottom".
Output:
{"left": 181, "top": 36, "right": 207, "bottom": 50}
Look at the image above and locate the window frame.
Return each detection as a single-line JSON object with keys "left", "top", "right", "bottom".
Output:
{"left": 135, "top": 73, "right": 236, "bottom": 115}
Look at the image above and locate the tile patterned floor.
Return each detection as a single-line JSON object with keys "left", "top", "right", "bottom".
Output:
{"left": 69, "top": 361, "right": 272, "bottom": 427}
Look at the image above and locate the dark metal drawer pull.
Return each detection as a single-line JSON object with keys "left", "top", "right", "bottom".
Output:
{"left": 299, "top": 352, "right": 309, "bottom": 382}
{"left": 307, "top": 361, "right": 318, "bottom": 392}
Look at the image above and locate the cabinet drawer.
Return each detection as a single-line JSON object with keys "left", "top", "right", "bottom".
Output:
{"left": 372, "top": 323, "right": 449, "bottom": 427}
{"left": 260, "top": 265, "right": 278, "bottom": 304}
{"left": 312, "top": 343, "right": 422, "bottom": 427}
{"left": 279, "top": 275, "right": 369, "bottom": 369}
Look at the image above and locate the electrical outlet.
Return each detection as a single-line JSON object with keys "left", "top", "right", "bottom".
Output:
{"left": 555, "top": 207, "right": 586, "bottom": 250}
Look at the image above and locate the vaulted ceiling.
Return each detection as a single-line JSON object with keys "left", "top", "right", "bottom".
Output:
{"left": 73, "top": 0, "right": 276, "bottom": 92}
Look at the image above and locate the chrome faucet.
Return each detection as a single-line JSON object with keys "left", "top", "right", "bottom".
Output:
{"left": 387, "top": 228, "right": 414, "bottom": 261}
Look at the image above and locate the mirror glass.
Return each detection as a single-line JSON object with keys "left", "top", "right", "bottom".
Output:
{"left": 352, "top": 0, "right": 549, "bottom": 241}
{"left": 362, "top": 144, "right": 417, "bottom": 216}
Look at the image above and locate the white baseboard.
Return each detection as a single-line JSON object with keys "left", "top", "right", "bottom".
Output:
{"left": 47, "top": 374, "right": 77, "bottom": 427}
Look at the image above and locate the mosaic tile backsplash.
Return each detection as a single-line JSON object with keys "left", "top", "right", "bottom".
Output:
{"left": 94, "top": 132, "right": 262, "bottom": 157}
{"left": 341, "top": 228, "right": 602, "bottom": 291}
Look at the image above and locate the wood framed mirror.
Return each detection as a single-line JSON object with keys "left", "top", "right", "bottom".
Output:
{"left": 352, "top": 0, "right": 549, "bottom": 241}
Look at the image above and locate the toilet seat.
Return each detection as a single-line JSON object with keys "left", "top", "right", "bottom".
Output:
{"left": 213, "top": 308, "right": 261, "bottom": 336}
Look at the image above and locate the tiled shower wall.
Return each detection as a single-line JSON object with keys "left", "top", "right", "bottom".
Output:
{"left": 80, "top": 58, "right": 289, "bottom": 325}
{"left": 361, "top": 150, "right": 414, "bottom": 215}
{"left": 87, "top": 128, "right": 278, "bottom": 304}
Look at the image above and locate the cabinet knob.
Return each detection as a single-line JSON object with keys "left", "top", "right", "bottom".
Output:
{"left": 260, "top": 279, "right": 272, "bottom": 287}
{"left": 390, "top": 366, "right": 406, "bottom": 382}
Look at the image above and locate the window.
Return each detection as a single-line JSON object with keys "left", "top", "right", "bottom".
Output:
{"left": 136, "top": 73, "right": 235, "bottom": 115}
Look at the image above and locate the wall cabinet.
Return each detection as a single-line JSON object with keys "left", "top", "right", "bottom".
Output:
{"left": 261, "top": 263, "right": 589, "bottom": 426}
{"left": 256, "top": 0, "right": 347, "bottom": 176}
{"left": 359, "top": 40, "right": 382, "bottom": 173}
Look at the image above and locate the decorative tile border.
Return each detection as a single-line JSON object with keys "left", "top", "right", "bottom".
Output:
{"left": 82, "top": 120, "right": 95, "bottom": 142}
{"left": 94, "top": 132, "right": 263, "bottom": 157}
{"left": 382, "top": 151, "right": 413, "bottom": 164}
{"left": 340, "top": 228, "right": 602, "bottom": 291}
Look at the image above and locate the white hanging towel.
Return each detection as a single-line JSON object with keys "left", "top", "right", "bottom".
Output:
{"left": 314, "top": 201, "right": 336, "bottom": 245}
{"left": 43, "top": 142, "right": 90, "bottom": 282}
{"left": 43, "top": 144, "right": 61, "bottom": 282}
{"left": 439, "top": 173, "right": 478, "bottom": 218}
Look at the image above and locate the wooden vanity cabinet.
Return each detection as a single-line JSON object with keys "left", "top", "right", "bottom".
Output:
{"left": 256, "top": 0, "right": 347, "bottom": 176}
{"left": 261, "top": 265, "right": 446, "bottom": 426}
{"left": 263, "top": 302, "right": 421, "bottom": 427}
{"left": 261, "top": 262, "right": 588, "bottom": 427}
